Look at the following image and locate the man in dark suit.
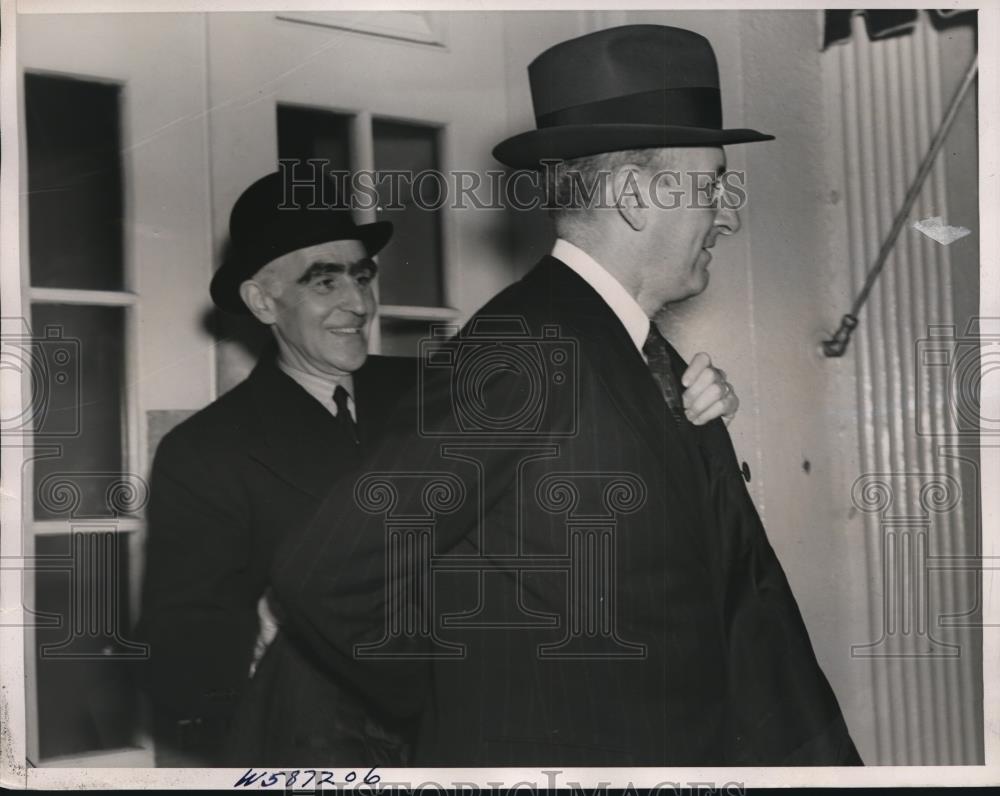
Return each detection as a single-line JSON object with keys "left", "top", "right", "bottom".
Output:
{"left": 137, "top": 171, "right": 417, "bottom": 766}
{"left": 273, "top": 25, "right": 860, "bottom": 767}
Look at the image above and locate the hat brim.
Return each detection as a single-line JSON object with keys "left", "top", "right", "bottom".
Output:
{"left": 211, "top": 220, "right": 393, "bottom": 315}
{"left": 492, "top": 123, "right": 775, "bottom": 169}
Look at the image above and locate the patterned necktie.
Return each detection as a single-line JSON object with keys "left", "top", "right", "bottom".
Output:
{"left": 642, "top": 322, "right": 686, "bottom": 422}
{"left": 333, "top": 384, "right": 359, "bottom": 445}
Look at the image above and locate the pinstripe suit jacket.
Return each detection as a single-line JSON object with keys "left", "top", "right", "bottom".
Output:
{"left": 273, "top": 257, "right": 861, "bottom": 766}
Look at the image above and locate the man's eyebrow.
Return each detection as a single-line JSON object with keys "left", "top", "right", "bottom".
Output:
{"left": 297, "top": 259, "right": 378, "bottom": 284}
{"left": 349, "top": 258, "right": 378, "bottom": 277}
{"left": 297, "top": 262, "right": 345, "bottom": 284}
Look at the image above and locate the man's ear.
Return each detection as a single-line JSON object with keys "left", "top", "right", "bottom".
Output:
{"left": 239, "top": 279, "right": 278, "bottom": 325}
{"left": 613, "top": 164, "right": 647, "bottom": 231}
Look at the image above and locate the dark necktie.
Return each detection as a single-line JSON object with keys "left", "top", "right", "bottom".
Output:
{"left": 333, "top": 384, "right": 359, "bottom": 445}
{"left": 642, "top": 322, "right": 686, "bottom": 422}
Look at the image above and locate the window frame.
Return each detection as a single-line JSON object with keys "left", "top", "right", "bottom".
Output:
{"left": 20, "top": 68, "right": 152, "bottom": 768}
{"left": 365, "top": 110, "right": 461, "bottom": 348}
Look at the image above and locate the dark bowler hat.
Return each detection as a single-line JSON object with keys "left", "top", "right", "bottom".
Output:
{"left": 210, "top": 171, "right": 393, "bottom": 314}
{"left": 493, "top": 25, "right": 774, "bottom": 168}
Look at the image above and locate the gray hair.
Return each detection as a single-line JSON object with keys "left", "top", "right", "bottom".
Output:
{"left": 548, "top": 148, "right": 677, "bottom": 238}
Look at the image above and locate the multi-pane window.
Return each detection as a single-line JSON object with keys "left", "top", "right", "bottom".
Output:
{"left": 24, "top": 73, "right": 145, "bottom": 763}
{"left": 277, "top": 104, "right": 457, "bottom": 356}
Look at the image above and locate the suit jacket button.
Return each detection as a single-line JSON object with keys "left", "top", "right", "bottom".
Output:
{"left": 741, "top": 461, "right": 751, "bottom": 482}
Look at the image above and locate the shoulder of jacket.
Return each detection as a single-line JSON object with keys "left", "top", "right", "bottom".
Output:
{"left": 466, "top": 272, "right": 573, "bottom": 336}
{"left": 155, "top": 378, "right": 257, "bottom": 461}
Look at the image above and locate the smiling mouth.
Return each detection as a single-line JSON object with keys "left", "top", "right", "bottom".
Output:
{"left": 328, "top": 327, "right": 364, "bottom": 335}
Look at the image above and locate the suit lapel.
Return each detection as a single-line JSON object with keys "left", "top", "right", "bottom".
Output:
{"left": 353, "top": 365, "right": 375, "bottom": 450}
{"left": 246, "top": 356, "right": 358, "bottom": 500}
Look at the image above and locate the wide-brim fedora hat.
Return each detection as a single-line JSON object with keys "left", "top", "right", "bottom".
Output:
{"left": 493, "top": 25, "right": 774, "bottom": 169}
{"left": 210, "top": 170, "right": 393, "bottom": 314}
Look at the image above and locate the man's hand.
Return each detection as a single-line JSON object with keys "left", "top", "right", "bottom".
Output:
{"left": 680, "top": 353, "right": 739, "bottom": 426}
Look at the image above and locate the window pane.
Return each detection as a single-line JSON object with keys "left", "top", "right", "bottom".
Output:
{"left": 276, "top": 104, "right": 352, "bottom": 193}
{"left": 34, "top": 532, "right": 142, "bottom": 760}
{"left": 373, "top": 119, "right": 444, "bottom": 307}
{"left": 31, "top": 304, "right": 126, "bottom": 521}
{"left": 25, "top": 73, "right": 124, "bottom": 290}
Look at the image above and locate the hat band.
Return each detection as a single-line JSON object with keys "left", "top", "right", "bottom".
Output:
{"left": 535, "top": 86, "right": 722, "bottom": 130}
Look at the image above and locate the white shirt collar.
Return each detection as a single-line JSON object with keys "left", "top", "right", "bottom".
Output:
{"left": 277, "top": 359, "right": 356, "bottom": 421}
{"left": 551, "top": 238, "right": 650, "bottom": 357}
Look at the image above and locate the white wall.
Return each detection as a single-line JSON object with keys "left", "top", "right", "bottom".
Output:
{"left": 730, "top": 9, "right": 876, "bottom": 758}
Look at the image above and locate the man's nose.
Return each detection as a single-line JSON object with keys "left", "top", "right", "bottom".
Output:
{"left": 337, "top": 279, "right": 368, "bottom": 315}
{"left": 714, "top": 205, "right": 741, "bottom": 236}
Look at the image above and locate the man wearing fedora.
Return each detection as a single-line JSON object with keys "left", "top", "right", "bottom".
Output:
{"left": 137, "top": 171, "right": 418, "bottom": 765}
{"left": 273, "top": 25, "right": 861, "bottom": 766}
